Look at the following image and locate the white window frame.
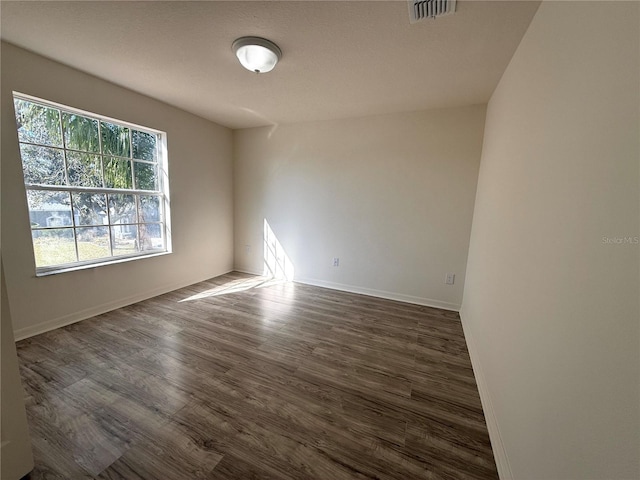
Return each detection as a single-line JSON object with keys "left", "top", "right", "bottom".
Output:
{"left": 13, "top": 92, "right": 172, "bottom": 276}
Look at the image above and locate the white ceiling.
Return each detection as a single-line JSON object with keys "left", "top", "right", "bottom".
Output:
{"left": 1, "top": 1, "right": 540, "bottom": 129}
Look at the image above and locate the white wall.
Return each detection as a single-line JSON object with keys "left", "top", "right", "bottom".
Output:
{"left": 461, "top": 2, "right": 639, "bottom": 479}
{"left": 234, "top": 106, "right": 486, "bottom": 310}
{"left": 1, "top": 42, "right": 234, "bottom": 339}
{"left": 1, "top": 260, "right": 34, "bottom": 479}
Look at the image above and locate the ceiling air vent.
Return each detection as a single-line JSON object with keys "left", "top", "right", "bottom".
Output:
{"left": 409, "top": 0, "right": 457, "bottom": 23}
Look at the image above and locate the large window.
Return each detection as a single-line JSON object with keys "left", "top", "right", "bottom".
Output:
{"left": 12, "top": 93, "right": 171, "bottom": 274}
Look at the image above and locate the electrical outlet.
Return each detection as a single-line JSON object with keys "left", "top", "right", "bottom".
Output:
{"left": 244, "top": 244, "right": 251, "bottom": 254}
{"left": 333, "top": 257, "right": 340, "bottom": 267}
{"left": 445, "top": 273, "right": 455, "bottom": 285}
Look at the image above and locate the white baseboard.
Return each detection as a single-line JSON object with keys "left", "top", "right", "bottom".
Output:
{"left": 233, "top": 269, "right": 460, "bottom": 311}
{"left": 459, "top": 309, "right": 513, "bottom": 480}
{"left": 15, "top": 266, "right": 459, "bottom": 340}
{"left": 233, "top": 267, "right": 264, "bottom": 276}
{"left": 13, "top": 270, "right": 234, "bottom": 341}
{"left": 294, "top": 276, "right": 460, "bottom": 312}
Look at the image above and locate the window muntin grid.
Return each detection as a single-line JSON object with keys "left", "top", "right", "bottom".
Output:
{"left": 13, "top": 93, "right": 170, "bottom": 274}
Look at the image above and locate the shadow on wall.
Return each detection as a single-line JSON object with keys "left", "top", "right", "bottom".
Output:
{"left": 178, "top": 219, "right": 294, "bottom": 302}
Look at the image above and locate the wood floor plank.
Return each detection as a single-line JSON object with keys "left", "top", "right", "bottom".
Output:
{"left": 210, "top": 452, "right": 297, "bottom": 480}
{"left": 16, "top": 272, "right": 498, "bottom": 479}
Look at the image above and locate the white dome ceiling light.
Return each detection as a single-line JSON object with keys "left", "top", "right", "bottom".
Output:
{"left": 232, "top": 37, "right": 282, "bottom": 74}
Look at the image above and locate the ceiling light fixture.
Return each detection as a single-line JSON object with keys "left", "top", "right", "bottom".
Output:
{"left": 232, "top": 36, "right": 282, "bottom": 74}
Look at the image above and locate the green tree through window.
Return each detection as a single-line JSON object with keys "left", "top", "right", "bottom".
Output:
{"left": 13, "top": 94, "right": 170, "bottom": 272}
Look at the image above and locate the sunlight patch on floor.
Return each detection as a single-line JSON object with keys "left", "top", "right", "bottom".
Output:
{"left": 178, "top": 276, "right": 287, "bottom": 302}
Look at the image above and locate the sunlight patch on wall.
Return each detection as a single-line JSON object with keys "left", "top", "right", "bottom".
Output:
{"left": 264, "top": 219, "right": 294, "bottom": 281}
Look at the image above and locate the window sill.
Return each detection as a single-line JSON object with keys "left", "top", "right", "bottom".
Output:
{"left": 35, "top": 250, "right": 171, "bottom": 277}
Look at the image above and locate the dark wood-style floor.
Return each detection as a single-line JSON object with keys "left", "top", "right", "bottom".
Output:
{"left": 16, "top": 272, "right": 497, "bottom": 479}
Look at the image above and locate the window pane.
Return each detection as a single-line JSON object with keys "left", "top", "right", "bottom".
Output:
{"left": 67, "top": 152, "right": 102, "bottom": 187}
{"left": 14, "top": 99, "right": 62, "bottom": 147}
{"left": 20, "top": 144, "right": 66, "bottom": 186}
{"left": 104, "top": 157, "right": 132, "bottom": 189}
{"left": 111, "top": 225, "right": 138, "bottom": 256}
{"left": 62, "top": 113, "right": 99, "bottom": 152}
{"left": 132, "top": 130, "right": 157, "bottom": 161}
{"left": 72, "top": 193, "right": 107, "bottom": 226}
{"left": 27, "top": 190, "right": 72, "bottom": 228}
{"left": 108, "top": 194, "right": 136, "bottom": 224}
{"left": 101, "top": 121, "right": 130, "bottom": 157}
{"left": 139, "top": 223, "right": 163, "bottom": 250}
{"left": 134, "top": 161, "right": 157, "bottom": 190}
{"left": 76, "top": 227, "right": 110, "bottom": 261}
{"left": 32, "top": 228, "right": 76, "bottom": 267}
{"left": 137, "top": 195, "right": 161, "bottom": 223}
